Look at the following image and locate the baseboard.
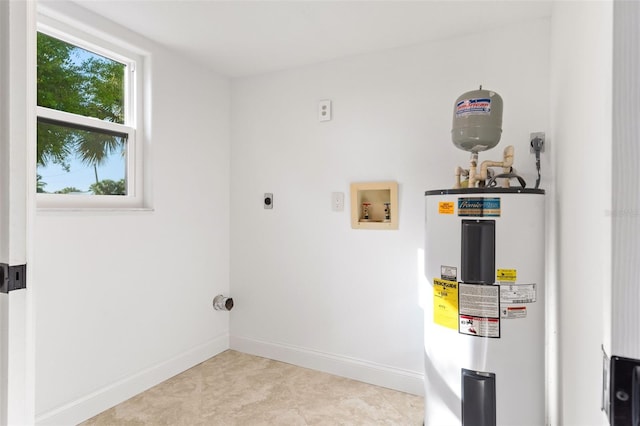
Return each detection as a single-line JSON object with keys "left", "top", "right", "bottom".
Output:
{"left": 35, "top": 333, "right": 229, "bottom": 426}
{"left": 230, "top": 335, "right": 424, "bottom": 396}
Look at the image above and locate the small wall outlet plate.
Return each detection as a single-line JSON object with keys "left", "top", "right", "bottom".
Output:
{"left": 332, "top": 192, "right": 344, "bottom": 212}
{"left": 264, "top": 193, "right": 273, "bottom": 209}
{"left": 319, "top": 100, "right": 332, "bottom": 122}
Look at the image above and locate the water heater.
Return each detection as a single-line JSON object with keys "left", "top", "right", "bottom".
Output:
{"left": 424, "top": 88, "right": 546, "bottom": 425}
{"left": 424, "top": 189, "right": 545, "bottom": 425}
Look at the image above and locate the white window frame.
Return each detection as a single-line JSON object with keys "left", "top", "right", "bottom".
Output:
{"left": 36, "top": 12, "right": 146, "bottom": 210}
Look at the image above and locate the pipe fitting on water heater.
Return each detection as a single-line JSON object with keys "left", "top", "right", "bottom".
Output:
{"left": 213, "top": 295, "right": 234, "bottom": 311}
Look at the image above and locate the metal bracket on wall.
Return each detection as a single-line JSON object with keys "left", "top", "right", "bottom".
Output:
{"left": 0, "top": 263, "right": 27, "bottom": 293}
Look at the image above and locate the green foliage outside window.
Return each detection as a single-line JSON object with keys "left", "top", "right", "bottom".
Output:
{"left": 90, "top": 179, "right": 126, "bottom": 195}
{"left": 37, "top": 32, "right": 128, "bottom": 195}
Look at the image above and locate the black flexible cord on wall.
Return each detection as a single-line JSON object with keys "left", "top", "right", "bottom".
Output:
{"left": 531, "top": 136, "right": 544, "bottom": 189}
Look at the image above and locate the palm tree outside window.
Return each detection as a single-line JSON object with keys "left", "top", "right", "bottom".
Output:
{"left": 36, "top": 30, "right": 133, "bottom": 196}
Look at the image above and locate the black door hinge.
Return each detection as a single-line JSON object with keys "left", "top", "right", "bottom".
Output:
{"left": 0, "top": 263, "right": 27, "bottom": 293}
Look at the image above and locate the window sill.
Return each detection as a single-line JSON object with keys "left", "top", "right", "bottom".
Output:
{"left": 36, "top": 192, "right": 150, "bottom": 210}
{"left": 37, "top": 207, "right": 154, "bottom": 214}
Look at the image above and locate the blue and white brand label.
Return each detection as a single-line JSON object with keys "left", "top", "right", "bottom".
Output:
{"left": 455, "top": 98, "right": 491, "bottom": 117}
{"left": 458, "top": 197, "right": 501, "bottom": 217}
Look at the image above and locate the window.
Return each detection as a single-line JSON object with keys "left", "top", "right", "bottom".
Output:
{"left": 36, "top": 14, "right": 145, "bottom": 208}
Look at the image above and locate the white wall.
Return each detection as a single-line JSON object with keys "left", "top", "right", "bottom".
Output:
{"left": 550, "top": 1, "right": 612, "bottom": 425}
{"left": 31, "top": 3, "right": 231, "bottom": 424}
{"left": 611, "top": 0, "right": 640, "bottom": 361}
{"left": 230, "top": 18, "right": 550, "bottom": 396}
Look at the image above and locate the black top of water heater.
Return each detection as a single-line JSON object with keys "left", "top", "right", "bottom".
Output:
{"left": 425, "top": 188, "right": 545, "bottom": 196}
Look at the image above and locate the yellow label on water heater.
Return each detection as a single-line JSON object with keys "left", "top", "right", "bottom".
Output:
{"left": 497, "top": 269, "right": 517, "bottom": 282}
{"left": 438, "top": 201, "right": 455, "bottom": 214}
{"left": 433, "top": 278, "right": 459, "bottom": 330}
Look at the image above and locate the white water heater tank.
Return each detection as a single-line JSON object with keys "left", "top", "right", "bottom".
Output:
{"left": 452, "top": 88, "right": 503, "bottom": 153}
{"left": 424, "top": 188, "right": 545, "bottom": 425}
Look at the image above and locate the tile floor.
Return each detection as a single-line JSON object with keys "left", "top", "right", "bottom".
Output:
{"left": 80, "top": 350, "right": 424, "bottom": 425}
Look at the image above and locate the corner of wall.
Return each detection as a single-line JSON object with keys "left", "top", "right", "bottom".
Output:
{"left": 35, "top": 334, "right": 229, "bottom": 426}
{"left": 230, "top": 335, "right": 424, "bottom": 397}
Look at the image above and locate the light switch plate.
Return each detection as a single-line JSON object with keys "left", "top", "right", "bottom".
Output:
{"left": 332, "top": 192, "right": 344, "bottom": 211}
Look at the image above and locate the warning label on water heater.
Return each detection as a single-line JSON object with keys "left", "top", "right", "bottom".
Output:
{"left": 501, "top": 306, "right": 527, "bottom": 319}
{"left": 459, "top": 283, "right": 500, "bottom": 318}
{"left": 455, "top": 98, "right": 492, "bottom": 117}
{"left": 497, "top": 268, "right": 517, "bottom": 282}
{"left": 438, "top": 201, "right": 455, "bottom": 215}
{"left": 459, "top": 315, "right": 500, "bottom": 338}
{"left": 458, "top": 283, "right": 500, "bottom": 338}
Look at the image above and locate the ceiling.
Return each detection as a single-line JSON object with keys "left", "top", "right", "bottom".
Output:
{"left": 71, "top": 0, "right": 553, "bottom": 78}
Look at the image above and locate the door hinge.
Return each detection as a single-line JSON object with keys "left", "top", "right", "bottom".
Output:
{"left": 0, "top": 263, "right": 27, "bottom": 293}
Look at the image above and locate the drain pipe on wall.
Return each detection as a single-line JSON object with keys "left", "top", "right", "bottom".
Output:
{"left": 213, "top": 295, "right": 234, "bottom": 311}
